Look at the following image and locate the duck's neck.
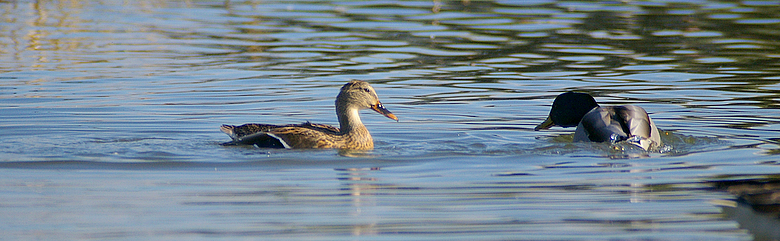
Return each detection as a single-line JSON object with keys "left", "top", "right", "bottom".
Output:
{"left": 337, "top": 106, "right": 370, "bottom": 137}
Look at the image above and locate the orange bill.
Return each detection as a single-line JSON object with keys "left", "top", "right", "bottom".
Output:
{"left": 371, "top": 102, "right": 398, "bottom": 121}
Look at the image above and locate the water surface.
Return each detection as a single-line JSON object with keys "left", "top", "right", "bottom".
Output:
{"left": 2, "top": 0, "right": 780, "bottom": 240}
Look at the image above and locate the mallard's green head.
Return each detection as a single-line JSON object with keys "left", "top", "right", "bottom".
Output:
{"left": 535, "top": 92, "right": 599, "bottom": 130}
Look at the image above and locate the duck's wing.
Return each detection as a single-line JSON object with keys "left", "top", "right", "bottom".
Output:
{"left": 575, "top": 106, "right": 662, "bottom": 150}
{"left": 615, "top": 105, "right": 651, "bottom": 138}
{"left": 574, "top": 107, "right": 630, "bottom": 143}
{"left": 300, "top": 121, "right": 341, "bottom": 134}
{"left": 575, "top": 105, "right": 663, "bottom": 150}
{"left": 220, "top": 123, "right": 284, "bottom": 147}
{"left": 220, "top": 124, "right": 279, "bottom": 140}
{"left": 614, "top": 105, "right": 662, "bottom": 150}
{"left": 220, "top": 122, "right": 341, "bottom": 148}
{"left": 264, "top": 125, "right": 343, "bottom": 149}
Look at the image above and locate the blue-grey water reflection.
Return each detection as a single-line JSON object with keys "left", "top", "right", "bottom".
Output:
{"left": 2, "top": 0, "right": 780, "bottom": 240}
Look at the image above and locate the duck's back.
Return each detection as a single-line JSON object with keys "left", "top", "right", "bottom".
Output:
{"left": 220, "top": 122, "right": 341, "bottom": 148}
{"left": 573, "top": 105, "right": 661, "bottom": 150}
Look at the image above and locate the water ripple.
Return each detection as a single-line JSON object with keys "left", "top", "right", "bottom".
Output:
{"left": 2, "top": 0, "right": 780, "bottom": 240}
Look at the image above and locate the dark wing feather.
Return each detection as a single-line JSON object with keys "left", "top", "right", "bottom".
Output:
{"left": 220, "top": 122, "right": 341, "bottom": 148}
{"left": 220, "top": 130, "right": 286, "bottom": 147}
{"left": 223, "top": 124, "right": 282, "bottom": 138}
{"left": 574, "top": 107, "right": 629, "bottom": 143}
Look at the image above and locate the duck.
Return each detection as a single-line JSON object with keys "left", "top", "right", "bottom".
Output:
{"left": 220, "top": 80, "right": 398, "bottom": 150}
{"left": 534, "top": 92, "right": 662, "bottom": 150}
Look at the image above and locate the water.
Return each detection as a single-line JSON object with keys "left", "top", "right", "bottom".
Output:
{"left": 2, "top": 0, "right": 780, "bottom": 240}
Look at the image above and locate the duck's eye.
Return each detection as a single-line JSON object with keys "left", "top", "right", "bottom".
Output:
{"left": 362, "top": 88, "right": 370, "bottom": 93}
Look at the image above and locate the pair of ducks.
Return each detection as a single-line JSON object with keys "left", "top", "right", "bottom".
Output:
{"left": 221, "top": 80, "right": 662, "bottom": 151}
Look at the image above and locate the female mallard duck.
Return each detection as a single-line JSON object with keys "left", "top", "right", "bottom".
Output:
{"left": 534, "top": 92, "right": 662, "bottom": 150}
{"left": 220, "top": 80, "right": 398, "bottom": 150}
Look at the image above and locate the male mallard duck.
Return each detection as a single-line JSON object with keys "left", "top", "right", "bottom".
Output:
{"left": 534, "top": 92, "right": 662, "bottom": 150}
{"left": 220, "top": 80, "right": 398, "bottom": 150}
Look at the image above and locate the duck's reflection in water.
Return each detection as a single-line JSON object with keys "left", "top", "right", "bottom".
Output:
{"left": 336, "top": 167, "right": 383, "bottom": 236}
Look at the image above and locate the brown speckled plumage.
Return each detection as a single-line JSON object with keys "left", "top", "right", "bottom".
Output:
{"left": 220, "top": 80, "right": 397, "bottom": 150}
